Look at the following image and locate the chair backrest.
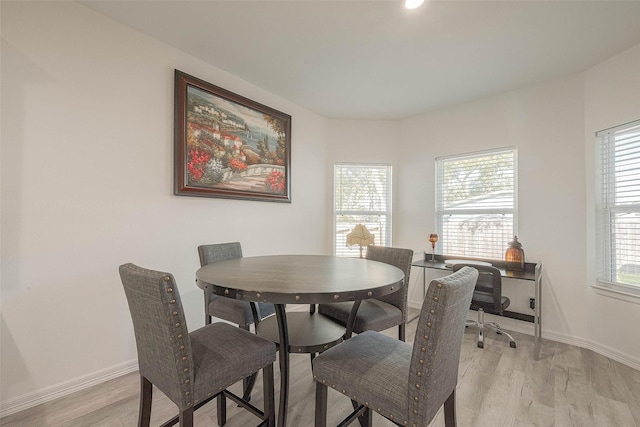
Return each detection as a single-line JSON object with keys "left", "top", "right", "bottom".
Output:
{"left": 198, "top": 242, "right": 243, "bottom": 267}
{"left": 408, "top": 266, "right": 478, "bottom": 426}
{"left": 453, "top": 264, "right": 503, "bottom": 313}
{"left": 119, "top": 263, "right": 194, "bottom": 409}
{"left": 365, "top": 245, "right": 414, "bottom": 322}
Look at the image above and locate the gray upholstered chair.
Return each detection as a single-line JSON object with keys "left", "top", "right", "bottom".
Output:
{"left": 313, "top": 266, "right": 478, "bottom": 427}
{"left": 317, "top": 246, "right": 413, "bottom": 341}
{"left": 198, "top": 242, "right": 275, "bottom": 329}
{"left": 198, "top": 242, "right": 277, "bottom": 401}
{"left": 452, "top": 263, "right": 517, "bottom": 349}
{"left": 119, "top": 263, "right": 276, "bottom": 427}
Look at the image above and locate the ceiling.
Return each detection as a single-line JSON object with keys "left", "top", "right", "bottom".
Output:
{"left": 79, "top": 0, "right": 640, "bottom": 120}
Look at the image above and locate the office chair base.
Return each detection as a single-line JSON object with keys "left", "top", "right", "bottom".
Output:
{"left": 467, "top": 308, "right": 517, "bottom": 349}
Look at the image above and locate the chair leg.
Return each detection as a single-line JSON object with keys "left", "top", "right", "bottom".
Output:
{"left": 179, "top": 407, "right": 194, "bottom": 427}
{"left": 217, "top": 391, "right": 227, "bottom": 426}
{"left": 399, "top": 323, "right": 406, "bottom": 342}
{"left": 443, "top": 388, "right": 457, "bottom": 427}
{"left": 138, "top": 376, "right": 152, "bottom": 427}
{"left": 360, "top": 407, "right": 373, "bottom": 427}
{"left": 242, "top": 373, "right": 257, "bottom": 402}
{"left": 263, "top": 363, "right": 276, "bottom": 427}
{"left": 315, "top": 381, "right": 328, "bottom": 427}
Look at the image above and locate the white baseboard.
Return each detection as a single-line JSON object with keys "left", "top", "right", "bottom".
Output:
{"left": 408, "top": 300, "right": 640, "bottom": 371}
{"left": 0, "top": 359, "right": 138, "bottom": 418}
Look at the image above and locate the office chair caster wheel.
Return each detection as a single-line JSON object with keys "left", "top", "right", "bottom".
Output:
{"left": 509, "top": 341, "right": 516, "bottom": 348}
{"left": 477, "top": 342, "right": 484, "bottom": 349}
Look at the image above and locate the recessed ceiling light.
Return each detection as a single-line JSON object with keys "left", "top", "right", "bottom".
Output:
{"left": 404, "top": 0, "right": 424, "bottom": 10}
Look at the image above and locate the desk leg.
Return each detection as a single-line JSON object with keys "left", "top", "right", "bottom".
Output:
{"left": 533, "top": 263, "right": 542, "bottom": 360}
{"left": 408, "top": 268, "right": 426, "bottom": 324}
{"left": 275, "top": 304, "right": 289, "bottom": 427}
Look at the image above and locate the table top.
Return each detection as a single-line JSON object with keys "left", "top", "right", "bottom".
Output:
{"left": 196, "top": 254, "right": 405, "bottom": 304}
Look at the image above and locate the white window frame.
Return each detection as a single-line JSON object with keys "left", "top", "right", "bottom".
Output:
{"left": 435, "top": 147, "right": 517, "bottom": 260}
{"left": 334, "top": 163, "right": 392, "bottom": 257}
{"left": 595, "top": 119, "right": 640, "bottom": 298}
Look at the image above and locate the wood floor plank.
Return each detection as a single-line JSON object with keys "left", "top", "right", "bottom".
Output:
{"left": 2, "top": 307, "right": 639, "bottom": 427}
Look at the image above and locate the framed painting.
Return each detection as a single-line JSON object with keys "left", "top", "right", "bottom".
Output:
{"left": 174, "top": 70, "right": 291, "bottom": 202}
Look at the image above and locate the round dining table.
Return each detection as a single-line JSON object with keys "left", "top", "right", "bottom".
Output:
{"left": 195, "top": 254, "right": 405, "bottom": 427}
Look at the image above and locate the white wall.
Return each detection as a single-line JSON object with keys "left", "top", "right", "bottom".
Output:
{"left": 584, "top": 44, "right": 640, "bottom": 362}
{"left": 1, "top": 1, "right": 329, "bottom": 411}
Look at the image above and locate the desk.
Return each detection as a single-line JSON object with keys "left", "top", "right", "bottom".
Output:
{"left": 411, "top": 255, "right": 542, "bottom": 360}
{"left": 196, "top": 255, "right": 405, "bottom": 427}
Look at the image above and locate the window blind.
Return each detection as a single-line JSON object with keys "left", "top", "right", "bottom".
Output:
{"left": 436, "top": 148, "right": 516, "bottom": 259}
{"left": 334, "top": 163, "right": 392, "bottom": 257}
{"left": 596, "top": 120, "right": 640, "bottom": 293}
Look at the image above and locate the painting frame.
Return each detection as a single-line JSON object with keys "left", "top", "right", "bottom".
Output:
{"left": 174, "top": 70, "right": 291, "bottom": 203}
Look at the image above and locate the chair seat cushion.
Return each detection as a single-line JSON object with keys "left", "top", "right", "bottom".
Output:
{"left": 318, "top": 300, "right": 402, "bottom": 333}
{"left": 190, "top": 322, "right": 276, "bottom": 404}
{"left": 470, "top": 291, "right": 510, "bottom": 314}
{"left": 208, "top": 296, "right": 275, "bottom": 326}
{"left": 313, "top": 331, "right": 411, "bottom": 422}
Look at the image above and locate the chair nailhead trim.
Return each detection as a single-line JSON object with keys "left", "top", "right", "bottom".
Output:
{"left": 164, "top": 277, "right": 170, "bottom": 282}
{"left": 424, "top": 335, "right": 429, "bottom": 340}
{"left": 175, "top": 323, "right": 181, "bottom": 328}
{"left": 433, "top": 296, "right": 438, "bottom": 301}
{"left": 415, "top": 384, "right": 420, "bottom": 389}
{"left": 430, "top": 309, "right": 435, "bottom": 314}
{"left": 414, "top": 396, "right": 419, "bottom": 401}
{"left": 170, "top": 299, "right": 176, "bottom": 304}
{"left": 178, "top": 334, "right": 183, "bottom": 339}
{"left": 173, "top": 311, "right": 178, "bottom": 316}
{"left": 167, "top": 287, "right": 173, "bottom": 292}
{"left": 427, "top": 322, "right": 432, "bottom": 327}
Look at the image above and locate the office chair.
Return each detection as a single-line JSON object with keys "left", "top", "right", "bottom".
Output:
{"left": 317, "top": 245, "right": 413, "bottom": 341}
{"left": 313, "top": 266, "right": 478, "bottom": 427}
{"left": 452, "top": 263, "right": 517, "bottom": 349}
{"left": 119, "top": 263, "right": 276, "bottom": 427}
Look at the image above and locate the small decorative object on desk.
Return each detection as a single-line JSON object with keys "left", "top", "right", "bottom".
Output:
{"left": 428, "top": 233, "right": 439, "bottom": 262}
{"left": 505, "top": 235, "right": 525, "bottom": 271}
{"left": 346, "top": 224, "right": 375, "bottom": 258}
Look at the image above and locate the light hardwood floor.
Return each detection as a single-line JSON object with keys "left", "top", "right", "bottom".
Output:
{"left": 2, "top": 308, "right": 639, "bottom": 427}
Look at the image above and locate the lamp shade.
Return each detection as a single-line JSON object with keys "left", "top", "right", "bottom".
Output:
{"left": 346, "top": 224, "right": 375, "bottom": 248}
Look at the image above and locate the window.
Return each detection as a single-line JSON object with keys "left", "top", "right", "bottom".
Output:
{"left": 596, "top": 120, "right": 640, "bottom": 295}
{"left": 334, "top": 163, "right": 392, "bottom": 257}
{"left": 436, "top": 148, "right": 516, "bottom": 259}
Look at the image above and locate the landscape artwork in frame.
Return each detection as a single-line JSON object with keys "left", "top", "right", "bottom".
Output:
{"left": 174, "top": 70, "right": 291, "bottom": 202}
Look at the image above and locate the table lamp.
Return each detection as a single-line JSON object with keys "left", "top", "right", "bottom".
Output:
{"left": 505, "top": 235, "right": 525, "bottom": 271}
{"left": 346, "top": 224, "right": 375, "bottom": 258}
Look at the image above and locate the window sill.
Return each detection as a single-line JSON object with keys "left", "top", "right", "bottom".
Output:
{"left": 592, "top": 282, "right": 640, "bottom": 305}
